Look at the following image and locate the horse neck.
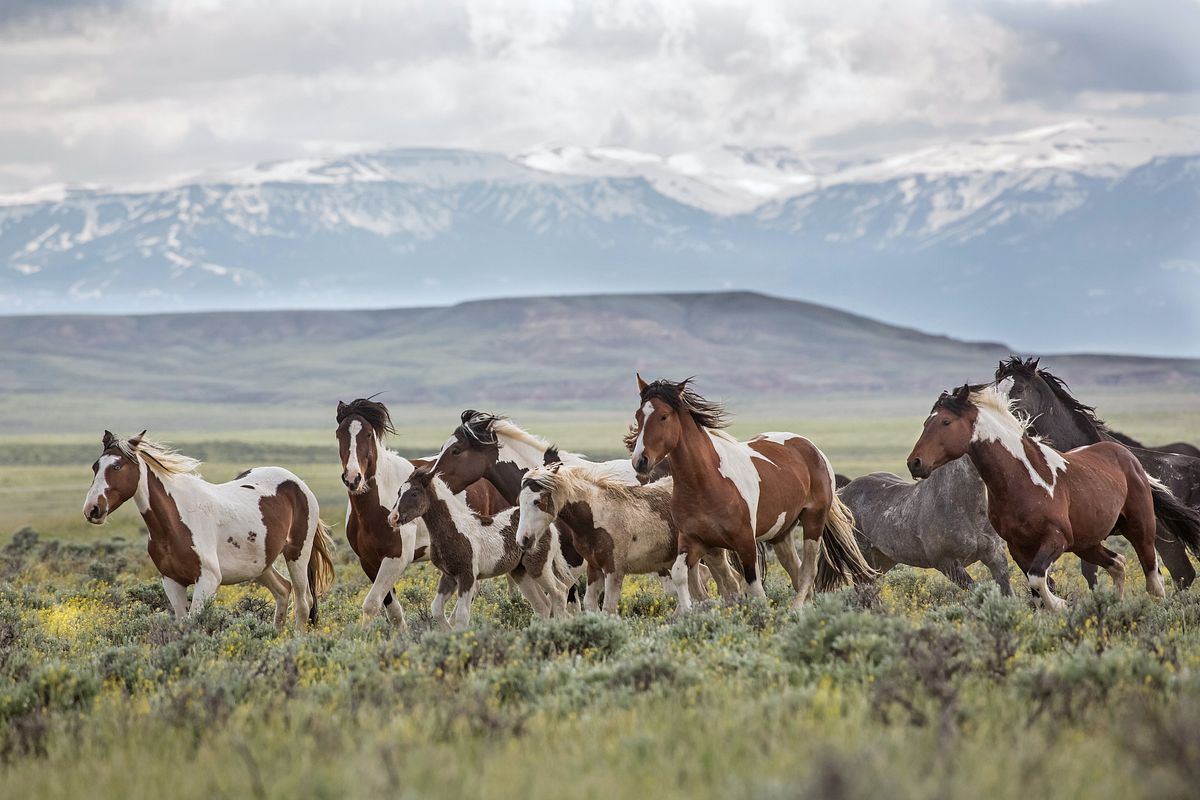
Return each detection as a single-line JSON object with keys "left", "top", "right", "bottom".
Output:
{"left": 135, "top": 462, "right": 202, "bottom": 540}
{"left": 662, "top": 414, "right": 725, "bottom": 495}
{"left": 966, "top": 414, "right": 1064, "bottom": 500}
{"left": 425, "top": 477, "right": 500, "bottom": 541}
{"left": 374, "top": 445, "right": 413, "bottom": 497}
{"left": 1029, "top": 396, "right": 1103, "bottom": 449}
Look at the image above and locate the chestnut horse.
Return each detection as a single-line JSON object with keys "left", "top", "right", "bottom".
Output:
{"left": 907, "top": 384, "right": 1181, "bottom": 608}
{"left": 83, "top": 431, "right": 335, "bottom": 630}
{"left": 630, "top": 376, "right": 875, "bottom": 610}
{"left": 336, "top": 398, "right": 506, "bottom": 630}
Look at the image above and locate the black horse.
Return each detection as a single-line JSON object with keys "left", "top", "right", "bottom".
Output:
{"left": 995, "top": 357, "right": 1200, "bottom": 589}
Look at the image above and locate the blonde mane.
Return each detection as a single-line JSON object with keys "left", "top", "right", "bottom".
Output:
{"left": 492, "top": 418, "right": 586, "bottom": 460}
{"left": 968, "top": 384, "right": 1033, "bottom": 437}
{"left": 526, "top": 463, "right": 655, "bottom": 504}
{"left": 121, "top": 437, "right": 203, "bottom": 477}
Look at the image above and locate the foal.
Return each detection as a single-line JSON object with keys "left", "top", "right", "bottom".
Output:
{"left": 388, "top": 467, "right": 571, "bottom": 629}
{"left": 907, "top": 384, "right": 1174, "bottom": 608}
{"left": 515, "top": 464, "right": 743, "bottom": 612}
{"left": 630, "top": 376, "right": 876, "bottom": 610}
{"left": 337, "top": 398, "right": 506, "bottom": 630}
{"left": 83, "top": 431, "right": 334, "bottom": 630}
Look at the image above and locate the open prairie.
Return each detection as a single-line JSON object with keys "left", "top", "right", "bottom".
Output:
{"left": 2, "top": 380, "right": 1198, "bottom": 799}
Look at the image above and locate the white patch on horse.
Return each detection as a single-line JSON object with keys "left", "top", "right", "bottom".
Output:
{"left": 344, "top": 420, "right": 363, "bottom": 485}
{"left": 516, "top": 485, "right": 556, "bottom": 549}
{"left": 757, "top": 432, "right": 799, "bottom": 445}
{"left": 707, "top": 431, "right": 763, "bottom": 535}
{"left": 971, "top": 386, "right": 1067, "bottom": 497}
{"left": 631, "top": 401, "right": 654, "bottom": 465}
{"left": 82, "top": 455, "right": 120, "bottom": 516}
{"left": 764, "top": 512, "right": 788, "bottom": 539}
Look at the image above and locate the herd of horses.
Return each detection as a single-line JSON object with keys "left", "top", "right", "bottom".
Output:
{"left": 81, "top": 357, "right": 1200, "bottom": 631}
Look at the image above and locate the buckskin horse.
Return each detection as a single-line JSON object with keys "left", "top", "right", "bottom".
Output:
{"left": 906, "top": 384, "right": 1197, "bottom": 608}
{"left": 83, "top": 431, "right": 334, "bottom": 630}
{"left": 336, "top": 397, "right": 506, "bottom": 630}
{"left": 630, "top": 376, "right": 875, "bottom": 610}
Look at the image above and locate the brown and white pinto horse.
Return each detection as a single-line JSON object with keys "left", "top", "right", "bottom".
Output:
{"left": 336, "top": 398, "right": 506, "bottom": 630}
{"left": 630, "top": 376, "right": 875, "bottom": 610}
{"left": 907, "top": 384, "right": 1175, "bottom": 608}
{"left": 83, "top": 431, "right": 335, "bottom": 630}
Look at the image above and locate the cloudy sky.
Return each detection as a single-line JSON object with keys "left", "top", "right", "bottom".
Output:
{"left": 1, "top": 0, "right": 1197, "bottom": 193}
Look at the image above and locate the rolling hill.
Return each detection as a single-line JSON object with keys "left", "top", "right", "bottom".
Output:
{"left": 1, "top": 291, "right": 1197, "bottom": 435}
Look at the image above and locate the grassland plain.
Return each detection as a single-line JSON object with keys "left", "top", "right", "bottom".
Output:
{"left": 1, "top": 393, "right": 1197, "bottom": 799}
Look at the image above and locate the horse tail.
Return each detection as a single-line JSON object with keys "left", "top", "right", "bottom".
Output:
{"left": 307, "top": 519, "right": 336, "bottom": 624}
{"left": 1149, "top": 477, "right": 1200, "bottom": 559}
{"left": 815, "top": 494, "right": 879, "bottom": 593}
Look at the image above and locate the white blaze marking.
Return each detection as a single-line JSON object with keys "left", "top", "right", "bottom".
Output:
{"left": 83, "top": 455, "right": 119, "bottom": 515}
{"left": 516, "top": 486, "right": 555, "bottom": 548}
{"left": 345, "top": 420, "right": 363, "bottom": 480}
{"left": 631, "top": 401, "right": 654, "bottom": 464}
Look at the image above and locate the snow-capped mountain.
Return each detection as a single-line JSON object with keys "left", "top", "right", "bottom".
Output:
{"left": 1, "top": 118, "right": 1198, "bottom": 356}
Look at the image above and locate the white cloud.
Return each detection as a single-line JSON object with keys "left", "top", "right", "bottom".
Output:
{"left": 0, "top": 0, "right": 1195, "bottom": 191}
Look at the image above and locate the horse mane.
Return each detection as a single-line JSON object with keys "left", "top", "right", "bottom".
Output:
{"left": 935, "top": 384, "right": 1032, "bottom": 436}
{"left": 457, "top": 410, "right": 584, "bottom": 459}
{"left": 639, "top": 377, "right": 730, "bottom": 430}
{"left": 121, "top": 437, "right": 203, "bottom": 477}
{"left": 1035, "top": 368, "right": 1127, "bottom": 440}
{"left": 337, "top": 396, "right": 396, "bottom": 440}
{"left": 523, "top": 463, "right": 650, "bottom": 504}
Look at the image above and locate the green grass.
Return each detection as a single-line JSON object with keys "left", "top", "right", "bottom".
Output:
{"left": 1, "top": 392, "right": 1197, "bottom": 798}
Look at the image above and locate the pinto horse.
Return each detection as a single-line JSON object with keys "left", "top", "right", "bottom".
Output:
{"left": 994, "top": 357, "right": 1200, "bottom": 589}
{"left": 83, "top": 431, "right": 334, "bottom": 630}
{"left": 907, "top": 384, "right": 1184, "bottom": 608}
{"left": 630, "top": 376, "right": 875, "bottom": 610}
{"left": 336, "top": 398, "right": 506, "bottom": 630}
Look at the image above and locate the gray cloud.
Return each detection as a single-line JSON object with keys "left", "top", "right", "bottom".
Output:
{"left": 0, "top": 0, "right": 1195, "bottom": 194}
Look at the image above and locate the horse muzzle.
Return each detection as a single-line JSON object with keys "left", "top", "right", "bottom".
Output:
{"left": 907, "top": 457, "right": 931, "bottom": 480}
{"left": 84, "top": 500, "right": 108, "bottom": 525}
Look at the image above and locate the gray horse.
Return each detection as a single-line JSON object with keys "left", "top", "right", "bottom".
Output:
{"left": 841, "top": 458, "right": 1012, "bottom": 594}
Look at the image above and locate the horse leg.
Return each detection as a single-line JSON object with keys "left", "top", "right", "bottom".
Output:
{"left": 511, "top": 572, "right": 552, "bottom": 618}
{"left": 791, "top": 514, "right": 824, "bottom": 609}
{"left": 981, "top": 545, "right": 1013, "bottom": 596}
{"left": 1026, "top": 532, "right": 1068, "bottom": 611}
{"left": 603, "top": 572, "right": 624, "bottom": 614}
{"left": 283, "top": 557, "right": 312, "bottom": 631}
{"left": 670, "top": 541, "right": 707, "bottom": 613}
{"left": 1076, "top": 543, "right": 1126, "bottom": 598}
{"left": 703, "top": 550, "right": 742, "bottom": 598}
{"left": 1126, "top": 511, "right": 1167, "bottom": 599}
{"left": 771, "top": 534, "right": 806, "bottom": 606}
{"left": 935, "top": 559, "right": 974, "bottom": 591}
{"left": 256, "top": 567, "right": 293, "bottom": 631}
{"left": 583, "top": 563, "right": 604, "bottom": 612}
{"left": 363, "top": 556, "right": 410, "bottom": 631}
{"left": 188, "top": 564, "right": 222, "bottom": 618}
{"left": 450, "top": 575, "right": 480, "bottom": 630}
{"left": 430, "top": 572, "right": 455, "bottom": 631}
{"left": 162, "top": 576, "right": 190, "bottom": 620}
{"left": 689, "top": 563, "right": 712, "bottom": 602}
{"left": 1079, "top": 559, "right": 1099, "bottom": 591}
{"left": 1154, "top": 525, "right": 1194, "bottom": 591}
{"left": 527, "top": 566, "right": 568, "bottom": 618}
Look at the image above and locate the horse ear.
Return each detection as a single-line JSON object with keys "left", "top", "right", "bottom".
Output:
{"left": 102, "top": 430, "right": 116, "bottom": 448}
{"left": 128, "top": 430, "right": 146, "bottom": 449}
{"left": 336, "top": 400, "right": 347, "bottom": 417}
{"left": 1031, "top": 357, "right": 1041, "bottom": 370}
{"left": 954, "top": 384, "right": 972, "bottom": 401}
{"left": 636, "top": 373, "right": 648, "bottom": 393}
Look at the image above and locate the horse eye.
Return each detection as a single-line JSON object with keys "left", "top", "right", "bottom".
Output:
{"left": 113, "top": 463, "right": 122, "bottom": 470}
{"left": 942, "top": 419, "right": 951, "bottom": 427}
{"left": 659, "top": 414, "right": 667, "bottom": 421}
{"left": 451, "top": 447, "right": 461, "bottom": 456}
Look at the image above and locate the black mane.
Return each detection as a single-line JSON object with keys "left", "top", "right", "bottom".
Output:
{"left": 456, "top": 409, "right": 505, "bottom": 446}
{"left": 337, "top": 396, "right": 396, "bottom": 439}
{"left": 640, "top": 378, "right": 730, "bottom": 430}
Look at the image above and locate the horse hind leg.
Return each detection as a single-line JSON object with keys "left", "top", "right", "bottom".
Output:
{"left": 1076, "top": 543, "right": 1126, "bottom": 598}
{"left": 980, "top": 544, "right": 1013, "bottom": 596}
{"left": 789, "top": 514, "right": 824, "bottom": 610}
{"left": 1154, "top": 523, "right": 1194, "bottom": 591}
{"left": 935, "top": 559, "right": 974, "bottom": 592}
{"left": 1124, "top": 510, "right": 1166, "bottom": 599}
{"left": 256, "top": 567, "right": 293, "bottom": 631}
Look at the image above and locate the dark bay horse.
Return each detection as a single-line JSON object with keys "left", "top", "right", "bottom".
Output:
{"left": 84, "top": 431, "right": 335, "bottom": 630}
{"left": 907, "top": 384, "right": 1181, "bottom": 608}
{"left": 995, "top": 357, "right": 1200, "bottom": 589}
{"left": 630, "top": 376, "right": 875, "bottom": 610}
{"left": 841, "top": 458, "right": 1012, "bottom": 594}
{"left": 336, "top": 398, "right": 506, "bottom": 630}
